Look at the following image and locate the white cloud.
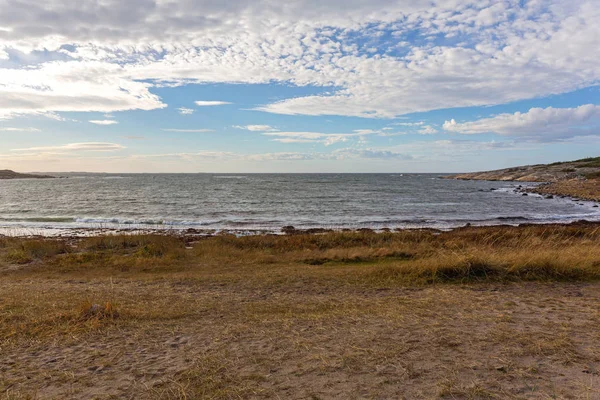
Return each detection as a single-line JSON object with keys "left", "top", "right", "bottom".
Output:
{"left": 443, "top": 104, "right": 600, "bottom": 140}
{"left": 131, "top": 151, "right": 236, "bottom": 160}
{"left": 0, "top": 127, "right": 41, "bottom": 132}
{"left": 12, "top": 142, "right": 125, "bottom": 152}
{"left": 391, "top": 122, "right": 424, "bottom": 127}
{"left": 178, "top": 107, "right": 194, "bottom": 115}
{"left": 353, "top": 129, "right": 377, "bottom": 134}
{"left": 418, "top": 125, "right": 438, "bottom": 134}
{"left": 0, "top": 61, "right": 165, "bottom": 120}
{"left": 0, "top": 1, "right": 598, "bottom": 121}
{"left": 246, "top": 152, "right": 319, "bottom": 161}
{"left": 89, "top": 119, "right": 118, "bottom": 125}
{"left": 133, "top": 148, "right": 414, "bottom": 162}
{"left": 234, "top": 125, "right": 278, "bottom": 132}
{"left": 194, "top": 101, "right": 232, "bottom": 107}
{"left": 162, "top": 128, "right": 214, "bottom": 132}
{"left": 263, "top": 130, "right": 376, "bottom": 146}
{"left": 333, "top": 148, "right": 413, "bottom": 160}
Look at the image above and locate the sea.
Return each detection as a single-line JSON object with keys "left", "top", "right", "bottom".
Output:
{"left": 1, "top": 173, "right": 600, "bottom": 236}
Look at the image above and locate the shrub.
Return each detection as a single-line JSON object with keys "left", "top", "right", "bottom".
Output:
{"left": 6, "top": 249, "right": 33, "bottom": 264}
{"left": 583, "top": 171, "right": 600, "bottom": 179}
{"left": 82, "top": 234, "right": 186, "bottom": 258}
{"left": 21, "top": 240, "right": 69, "bottom": 258}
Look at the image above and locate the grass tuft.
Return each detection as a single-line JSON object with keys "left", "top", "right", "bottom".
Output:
{"left": 79, "top": 301, "right": 119, "bottom": 321}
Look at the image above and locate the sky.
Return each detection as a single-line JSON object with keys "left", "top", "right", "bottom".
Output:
{"left": 0, "top": 0, "right": 599, "bottom": 173}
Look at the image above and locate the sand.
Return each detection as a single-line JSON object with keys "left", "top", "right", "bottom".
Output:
{"left": 2, "top": 280, "right": 599, "bottom": 399}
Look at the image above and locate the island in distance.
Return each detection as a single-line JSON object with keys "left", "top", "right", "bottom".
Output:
{"left": 0, "top": 169, "right": 55, "bottom": 180}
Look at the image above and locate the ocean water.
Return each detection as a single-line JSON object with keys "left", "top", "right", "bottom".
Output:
{"left": 1, "top": 173, "right": 599, "bottom": 236}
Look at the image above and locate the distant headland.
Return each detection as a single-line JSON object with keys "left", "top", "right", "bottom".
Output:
{"left": 447, "top": 156, "right": 600, "bottom": 201}
{"left": 0, "top": 169, "right": 56, "bottom": 180}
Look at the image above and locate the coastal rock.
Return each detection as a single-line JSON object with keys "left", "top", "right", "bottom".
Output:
{"left": 445, "top": 156, "right": 600, "bottom": 184}
{"left": 357, "top": 228, "right": 374, "bottom": 233}
{"left": 304, "top": 228, "right": 334, "bottom": 234}
{"left": 281, "top": 226, "right": 297, "bottom": 234}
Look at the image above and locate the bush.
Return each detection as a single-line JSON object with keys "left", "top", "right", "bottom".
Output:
{"left": 583, "top": 171, "right": 600, "bottom": 179}
{"left": 4, "top": 239, "right": 68, "bottom": 263}
{"left": 6, "top": 249, "right": 33, "bottom": 264}
{"left": 83, "top": 234, "right": 186, "bottom": 258}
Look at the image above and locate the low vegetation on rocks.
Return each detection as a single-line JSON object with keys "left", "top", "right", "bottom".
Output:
{"left": 447, "top": 156, "right": 600, "bottom": 184}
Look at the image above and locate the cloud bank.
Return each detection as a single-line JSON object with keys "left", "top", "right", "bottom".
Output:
{"left": 0, "top": 1, "right": 598, "bottom": 120}
{"left": 89, "top": 119, "right": 118, "bottom": 125}
{"left": 444, "top": 104, "right": 600, "bottom": 140}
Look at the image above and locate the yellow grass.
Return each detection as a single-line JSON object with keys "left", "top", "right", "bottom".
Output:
{"left": 531, "top": 178, "right": 600, "bottom": 201}
{"left": 1, "top": 224, "right": 600, "bottom": 398}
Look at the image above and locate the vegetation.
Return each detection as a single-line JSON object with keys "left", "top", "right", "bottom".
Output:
{"left": 574, "top": 156, "right": 600, "bottom": 168}
{"left": 0, "top": 169, "right": 55, "bottom": 179}
{"left": 584, "top": 171, "right": 600, "bottom": 180}
{"left": 1, "top": 225, "right": 600, "bottom": 398}
{"left": 2, "top": 225, "right": 600, "bottom": 284}
{"left": 449, "top": 155, "right": 600, "bottom": 184}
{"left": 531, "top": 178, "right": 600, "bottom": 201}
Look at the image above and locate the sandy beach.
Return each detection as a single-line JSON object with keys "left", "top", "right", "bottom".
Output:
{"left": 2, "top": 224, "right": 600, "bottom": 399}
{"left": 3, "top": 0, "right": 600, "bottom": 397}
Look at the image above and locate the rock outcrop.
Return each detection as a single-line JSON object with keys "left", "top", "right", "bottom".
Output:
{"left": 446, "top": 157, "right": 600, "bottom": 183}
{"left": 0, "top": 170, "right": 55, "bottom": 179}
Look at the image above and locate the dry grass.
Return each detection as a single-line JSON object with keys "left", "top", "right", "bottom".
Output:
{"left": 531, "top": 178, "right": 600, "bottom": 201}
{"left": 3, "top": 223, "right": 596, "bottom": 283}
{"left": 1, "top": 224, "right": 600, "bottom": 399}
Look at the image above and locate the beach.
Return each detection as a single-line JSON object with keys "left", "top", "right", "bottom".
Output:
{"left": 2, "top": 224, "right": 600, "bottom": 398}
{"left": 2, "top": 168, "right": 600, "bottom": 398}
{"left": 3, "top": 0, "right": 600, "bottom": 397}
{"left": 2, "top": 0, "right": 600, "bottom": 396}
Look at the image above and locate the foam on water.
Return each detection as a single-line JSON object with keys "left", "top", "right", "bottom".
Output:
{"left": 1, "top": 173, "right": 599, "bottom": 236}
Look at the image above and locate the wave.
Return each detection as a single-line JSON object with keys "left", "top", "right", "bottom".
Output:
{"left": 0, "top": 217, "right": 76, "bottom": 223}
{"left": 75, "top": 218, "right": 168, "bottom": 225}
{"left": 1, "top": 211, "right": 599, "bottom": 232}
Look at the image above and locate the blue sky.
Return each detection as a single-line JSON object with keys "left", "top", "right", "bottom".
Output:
{"left": 0, "top": 0, "right": 599, "bottom": 172}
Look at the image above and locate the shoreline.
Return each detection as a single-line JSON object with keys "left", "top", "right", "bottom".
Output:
{"left": 3, "top": 218, "right": 600, "bottom": 239}
{"left": 2, "top": 173, "right": 600, "bottom": 238}
{"left": 3, "top": 220, "right": 600, "bottom": 398}
{"left": 1, "top": 186, "right": 599, "bottom": 238}
{"left": 3, "top": 205, "right": 600, "bottom": 398}
{"left": 527, "top": 179, "right": 600, "bottom": 202}
{"left": 446, "top": 156, "right": 600, "bottom": 202}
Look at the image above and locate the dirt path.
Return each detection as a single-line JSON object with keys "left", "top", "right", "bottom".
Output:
{"left": 2, "top": 281, "right": 599, "bottom": 399}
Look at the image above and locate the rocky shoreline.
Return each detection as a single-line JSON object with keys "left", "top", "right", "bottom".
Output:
{"left": 526, "top": 179, "right": 600, "bottom": 202}
{"left": 447, "top": 156, "right": 600, "bottom": 183}
{"left": 447, "top": 156, "right": 600, "bottom": 201}
{"left": 4, "top": 218, "right": 600, "bottom": 240}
